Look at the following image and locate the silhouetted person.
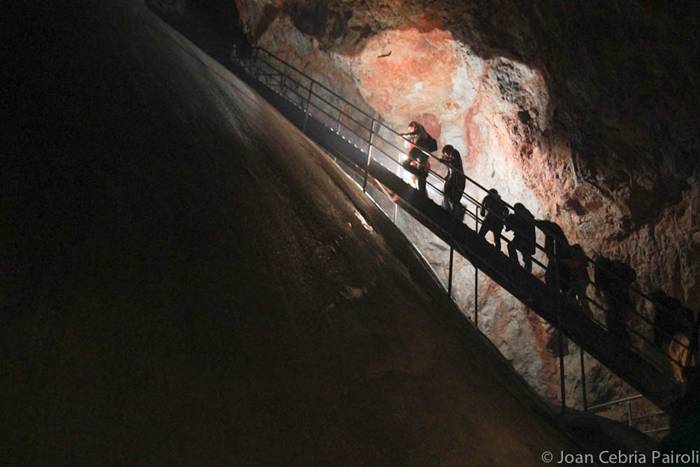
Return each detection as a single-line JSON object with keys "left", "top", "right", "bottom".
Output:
{"left": 658, "top": 368, "right": 700, "bottom": 460}
{"left": 440, "top": 145, "right": 465, "bottom": 219}
{"left": 537, "top": 220, "right": 569, "bottom": 287}
{"left": 404, "top": 148, "right": 429, "bottom": 194}
{"left": 668, "top": 304, "right": 696, "bottom": 382}
{"left": 478, "top": 189, "right": 507, "bottom": 250}
{"left": 401, "top": 121, "right": 437, "bottom": 154}
{"left": 399, "top": 121, "right": 436, "bottom": 195}
{"left": 690, "top": 310, "right": 700, "bottom": 377}
{"left": 594, "top": 256, "right": 636, "bottom": 343}
{"left": 231, "top": 31, "right": 253, "bottom": 60}
{"left": 539, "top": 230, "right": 574, "bottom": 356}
{"left": 650, "top": 291, "right": 697, "bottom": 381}
{"left": 560, "top": 244, "right": 592, "bottom": 316}
{"left": 505, "top": 203, "right": 536, "bottom": 272}
{"left": 650, "top": 291, "right": 685, "bottom": 349}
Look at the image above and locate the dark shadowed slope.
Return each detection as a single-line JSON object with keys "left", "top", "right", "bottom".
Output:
{"left": 3, "top": 1, "right": 587, "bottom": 465}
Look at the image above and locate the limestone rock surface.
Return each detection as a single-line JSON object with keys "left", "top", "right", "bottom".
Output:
{"left": 233, "top": 0, "right": 700, "bottom": 404}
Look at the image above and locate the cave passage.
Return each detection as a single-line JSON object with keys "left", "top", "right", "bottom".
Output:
{"left": 6, "top": 1, "right": 590, "bottom": 464}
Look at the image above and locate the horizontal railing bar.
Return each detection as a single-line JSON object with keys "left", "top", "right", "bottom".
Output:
{"left": 255, "top": 57, "right": 311, "bottom": 92}
{"left": 588, "top": 394, "right": 644, "bottom": 411}
{"left": 308, "top": 93, "right": 373, "bottom": 134}
{"left": 256, "top": 56, "right": 377, "bottom": 142}
{"left": 577, "top": 286, "right": 691, "bottom": 352}
{"left": 577, "top": 287, "right": 692, "bottom": 353}
{"left": 255, "top": 48, "right": 375, "bottom": 121}
{"left": 631, "top": 411, "right": 667, "bottom": 421}
{"left": 643, "top": 426, "right": 670, "bottom": 434}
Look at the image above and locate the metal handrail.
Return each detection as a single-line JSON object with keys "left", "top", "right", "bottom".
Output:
{"left": 573, "top": 281, "right": 692, "bottom": 360}
{"left": 253, "top": 48, "right": 696, "bottom": 349}
{"left": 251, "top": 47, "right": 697, "bottom": 358}
{"left": 643, "top": 426, "right": 670, "bottom": 434}
{"left": 252, "top": 51, "right": 550, "bottom": 242}
{"left": 235, "top": 46, "right": 698, "bottom": 369}
{"left": 252, "top": 49, "right": 694, "bottom": 330}
{"left": 588, "top": 393, "right": 643, "bottom": 412}
{"left": 256, "top": 48, "right": 374, "bottom": 123}
{"left": 631, "top": 410, "right": 666, "bottom": 422}
{"left": 588, "top": 393, "right": 670, "bottom": 435}
{"left": 139, "top": 3, "right": 690, "bottom": 430}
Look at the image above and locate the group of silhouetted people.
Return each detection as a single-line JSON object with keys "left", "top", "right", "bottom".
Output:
{"left": 398, "top": 120, "right": 698, "bottom": 377}
{"left": 399, "top": 121, "right": 466, "bottom": 220}
{"left": 398, "top": 120, "right": 545, "bottom": 275}
{"left": 478, "top": 191, "right": 537, "bottom": 273}
{"left": 650, "top": 290, "right": 700, "bottom": 382}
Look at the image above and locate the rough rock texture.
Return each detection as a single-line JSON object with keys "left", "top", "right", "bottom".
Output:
{"left": 231, "top": 0, "right": 700, "bottom": 406}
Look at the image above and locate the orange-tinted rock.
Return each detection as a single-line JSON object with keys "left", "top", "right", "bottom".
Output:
{"left": 419, "top": 113, "right": 441, "bottom": 140}
{"left": 353, "top": 28, "right": 458, "bottom": 120}
{"left": 235, "top": 0, "right": 700, "bottom": 409}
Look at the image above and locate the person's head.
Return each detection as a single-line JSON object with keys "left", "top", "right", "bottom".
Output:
{"left": 408, "top": 120, "right": 424, "bottom": 133}
{"left": 442, "top": 144, "right": 454, "bottom": 157}
{"left": 488, "top": 188, "right": 499, "bottom": 197}
{"left": 514, "top": 202, "right": 525, "bottom": 211}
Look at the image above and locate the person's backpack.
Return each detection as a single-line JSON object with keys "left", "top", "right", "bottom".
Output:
{"left": 488, "top": 196, "right": 508, "bottom": 220}
{"left": 595, "top": 257, "right": 636, "bottom": 299}
{"left": 425, "top": 134, "right": 438, "bottom": 152}
{"left": 610, "top": 260, "right": 637, "bottom": 284}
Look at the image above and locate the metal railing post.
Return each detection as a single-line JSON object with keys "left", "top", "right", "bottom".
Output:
{"left": 580, "top": 347, "right": 588, "bottom": 411}
{"left": 336, "top": 106, "right": 343, "bottom": 133}
{"left": 446, "top": 189, "right": 462, "bottom": 299}
{"left": 302, "top": 81, "right": 314, "bottom": 133}
{"left": 558, "top": 328, "right": 566, "bottom": 413}
{"left": 685, "top": 316, "right": 700, "bottom": 380}
{"left": 362, "top": 118, "right": 375, "bottom": 193}
{"left": 474, "top": 204, "right": 479, "bottom": 328}
{"left": 627, "top": 400, "right": 633, "bottom": 427}
{"left": 448, "top": 246, "right": 455, "bottom": 298}
{"left": 554, "top": 240, "right": 566, "bottom": 413}
{"left": 253, "top": 48, "right": 262, "bottom": 78}
{"left": 391, "top": 163, "right": 400, "bottom": 223}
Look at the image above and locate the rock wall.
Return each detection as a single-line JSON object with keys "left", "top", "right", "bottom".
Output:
{"left": 230, "top": 0, "right": 700, "bottom": 405}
